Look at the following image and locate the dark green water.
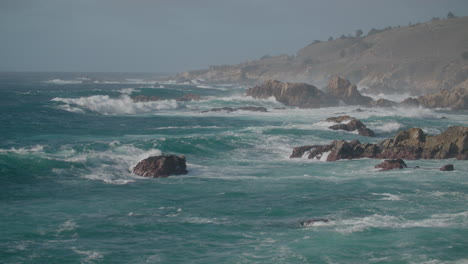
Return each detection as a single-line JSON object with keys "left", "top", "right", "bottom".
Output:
{"left": 1, "top": 73, "right": 467, "bottom": 263}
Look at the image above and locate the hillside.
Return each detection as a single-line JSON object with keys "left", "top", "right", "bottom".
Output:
{"left": 175, "top": 16, "right": 468, "bottom": 95}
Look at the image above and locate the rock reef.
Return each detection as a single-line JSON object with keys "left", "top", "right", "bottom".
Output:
{"left": 202, "top": 106, "right": 267, "bottom": 113}
{"left": 291, "top": 126, "right": 468, "bottom": 161}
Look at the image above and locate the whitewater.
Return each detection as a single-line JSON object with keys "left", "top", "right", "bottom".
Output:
{"left": 1, "top": 72, "right": 467, "bottom": 263}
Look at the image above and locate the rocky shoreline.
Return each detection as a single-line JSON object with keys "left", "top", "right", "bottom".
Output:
{"left": 246, "top": 77, "right": 468, "bottom": 110}
{"left": 291, "top": 126, "right": 468, "bottom": 161}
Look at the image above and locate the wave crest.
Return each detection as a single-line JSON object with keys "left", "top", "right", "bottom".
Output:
{"left": 52, "top": 95, "right": 178, "bottom": 115}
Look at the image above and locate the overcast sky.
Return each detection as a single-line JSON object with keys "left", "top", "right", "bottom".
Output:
{"left": 1, "top": 0, "right": 467, "bottom": 73}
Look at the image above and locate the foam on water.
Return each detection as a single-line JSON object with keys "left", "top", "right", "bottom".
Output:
{"left": 0, "top": 145, "right": 45, "bottom": 154}
{"left": 371, "top": 193, "right": 402, "bottom": 201}
{"left": 309, "top": 211, "right": 468, "bottom": 234}
{"left": 52, "top": 95, "right": 178, "bottom": 115}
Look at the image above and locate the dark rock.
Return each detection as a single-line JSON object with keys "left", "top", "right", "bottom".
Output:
{"left": 400, "top": 97, "right": 420, "bottom": 107}
{"left": 131, "top": 95, "right": 162, "bottom": 102}
{"left": 326, "top": 115, "right": 375, "bottom": 137}
{"left": 246, "top": 80, "right": 339, "bottom": 108}
{"left": 133, "top": 155, "right": 188, "bottom": 178}
{"left": 176, "top": 94, "right": 201, "bottom": 101}
{"left": 440, "top": 164, "right": 454, "bottom": 171}
{"left": 400, "top": 81, "right": 468, "bottom": 110}
{"left": 375, "top": 159, "right": 408, "bottom": 171}
{"left": 202, "top": 106, "right": 267, "bottom": 113}
{"left": 368, "top": 98, "right": 398, "bottom": 108}
{"left": 291, "top": 126, "right": 468, "bottom": 161}
{"left": 326, "top": 76, "right": 373, "bottom": 105}
{"left": 300, "top": 218, "right": 329, "bottom": 227}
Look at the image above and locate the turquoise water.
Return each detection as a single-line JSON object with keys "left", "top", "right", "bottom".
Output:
{"left": 1, "top": 72, "right": 467, "bottom": 263}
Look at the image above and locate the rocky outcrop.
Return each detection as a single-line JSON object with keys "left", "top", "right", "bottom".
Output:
{"left": 416, "top": 83, "right": 468, "bottom": 110}
{"left": 132, "top": 95, "right": 162, "bottom": 102}
{"left": 202, "top": 106, "right": 267, "bottom": 113}
{"left": 398, "top": 81, "right": 468, "bottom": 110}
{"left": 291, "top": 126, "right": 468, "bottom": 161}
{"left": 375, "top": 159, "right": 407, "bottom": 171}
{"left": 174, "top": 17, "right": 468, "bottom": 95}
{"left": 400, "top": 97, "right": 421, "bottom": 107}
{"left": 246, "top": 80, "right": 338, "bottom": 108}
{"left": 440, "top": 164, "right": 454, "bottom": 171}
{"left": 133, "top": 155, "right": 188, "bottom": 178}
{"left": 326, "top": 77, "right": 373, "bottom": 105}
{"left": 326, "top": 116, "right": 375, "bottom": 137}
{"left": 369, "top": 98, "right": 398, "bottom": 108}
{"left": 176, "top": 94, "right": 201, "bottom": 101}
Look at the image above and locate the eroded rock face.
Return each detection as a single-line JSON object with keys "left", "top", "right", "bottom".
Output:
{"left": 326, "top": 76, "right": 373, "bottom": 105}
{"left": 133, "top": 155, "right": 188, "bottom": 178}
{"left": 375, "top": 159, "right": 407, "bottom": 171}
{"left": 291, "top": 126, "right": 468, "bottom": 161}
{"left": 326, "top": 116, "right": 375, "bottom": 137}
{"left": 202, "top": 106, "right": 267, "bottom": 113}
{"left": 246, "top": 80, "right": 338, "bottom": 108}
{"left": 399, "top": 81, "right": 468, "bottom": 110}
{"left": 416, "top": 84, "right": 468, "bottom": 110}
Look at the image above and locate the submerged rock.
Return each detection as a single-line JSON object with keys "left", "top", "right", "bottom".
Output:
{"left": 326, "top": 76, "right": 373, "bottom": 105}
{"left": 202, "top": 106, "right": 267, "bottom": 113}
{"left": 131, "top": 95, "right": 162, "bottom": 102}
{"left": 246, "top": 80, "right": 338, "bottom": 108}
{"left": 133, "top": 155, "right": 188, "bottom": 178}
{"left": 176, "top": 94, "right": 201, "bottom": 101}
{"left": 300, "top": 218, "right": 329, "bottom": 227}
{"left": 326, "top": 115, "right": 375, "bottom": 137}
{"left": 375, "top": 159, "right": 407, "bottom": 171}
{"left": 291, "top": 126, "right": 468, "bottom": 161}
{"left": 440, "top": 164, "right": 454, "bottom": 171}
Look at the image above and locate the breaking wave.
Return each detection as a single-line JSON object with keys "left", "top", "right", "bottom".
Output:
{"left": 52, "top": 95, "right": 178, "bottom": 115}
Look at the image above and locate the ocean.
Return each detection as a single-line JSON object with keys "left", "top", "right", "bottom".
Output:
{"left": 1, "top": 72, "right": 467, "bottom": 263}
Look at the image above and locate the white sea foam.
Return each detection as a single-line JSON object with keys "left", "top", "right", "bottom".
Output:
{"left": 373, "top": 122, "right": 403, "bottom": 133}
{"left": 45, "top": 79, "right": 82, "bottom": 84}
{"left": 362, "top": 92, "right": 412, "bottom": 103}
{"left": 310, "top": 211, "right": 468, "bottom": 234}
{"left": 52, "top": 95, "right": 178, "bottom": 115}
{"left": 0, "top": 145, "right": 45, "bottom": 154}
{"left": 57, "top": 220, "right": 78, "bottom": 233}
{"left": 72, "top": 247, "right": 103, "bottom": 263}
{"left": 371, "top": 193, "right": 402, "bottom": 201}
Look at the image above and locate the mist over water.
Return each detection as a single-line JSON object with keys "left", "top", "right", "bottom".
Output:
{"left": 1, "top": 73, "right": 467, "bottom": 263}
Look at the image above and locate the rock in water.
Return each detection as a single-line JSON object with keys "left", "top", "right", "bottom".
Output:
{"left": 375, "top": 159, "right": 408, "bottom": 171}
{"left": 300, "top": 218, "right": 329, "bottom": 227}
{"left": 176, "top": 94, "right": 201, "bottom": 101}
{"left": 246, "top": 80, "right": 338, "bottom": 108}
{"left": 440, "top": 164, "right": 454, "bottom": 171}
{"left": 326, "top": 76, "right": 373, "bottom": 105}
{"left": 133, "top": 155, "right": 188, "bottom": 178}
{"left": 131, "top": 95, "right": 162, "bottom": 102}
{"left": 326, "top": 115, "right": 375, "bottom": 137}
{"left": 202, "top": 106, "right": 267, "bottom": 113}
{"left": 291, "top": 126, "right": 468, "bottom": 161}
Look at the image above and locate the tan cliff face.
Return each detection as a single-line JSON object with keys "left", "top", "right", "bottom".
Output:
{"left": 175, "top": 16, "right": 468, "bottom": 96}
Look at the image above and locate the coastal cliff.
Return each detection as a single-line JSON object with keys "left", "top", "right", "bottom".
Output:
{"left": 175, "top": 16, "right": 468, "bottom": 96}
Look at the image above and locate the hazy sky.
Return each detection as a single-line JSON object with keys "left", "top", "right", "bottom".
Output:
{"left": 1, "top": 0, "right": 467, "bottom": 73}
